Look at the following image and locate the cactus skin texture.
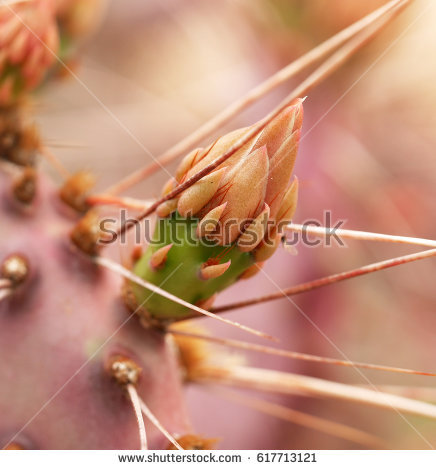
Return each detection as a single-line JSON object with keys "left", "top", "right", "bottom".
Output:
{"left": 0, "top": 171, "right": 191, "bottom": 449}
{"left": 0, "top": 0, "right": 194, "bottom": 452}
{"left": 131, "top": 101, "right": 303, "bottom": 323}
{"left": 0, "top": 3, "right": 302, "bottom": 444}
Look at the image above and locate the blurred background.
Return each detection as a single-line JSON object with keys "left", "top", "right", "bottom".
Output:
{"left": 36, "top": 0, "right": 436, "bottom": 449}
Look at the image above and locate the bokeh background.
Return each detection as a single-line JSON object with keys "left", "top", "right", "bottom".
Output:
{"left": 36, "top": 0, "right": 436, "bottom": 449}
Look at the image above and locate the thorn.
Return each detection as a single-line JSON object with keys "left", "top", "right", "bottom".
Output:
{"left": 95, "top": 256, "right": 276, "bottom": 341}
{"left": 106, "top": 355, "right": 142, "bottom": 386}
{"left": 194, "top": 365, "right": 436, "bottom": 421}
{"left": 156, "top": 198, "right": 178, "bottom": 218}
{"left": 126, "top": 384, "right": 148, "bottom": 450}
{"left": 200, "top": 260, "right": 231, "bottom": 280}
{"left": 218, "top": 389, "right": 387, "bottom": 449}
{"left": 138, "top": 396, "right": 184, "bottom": 450}
{"left": 106, "top": 356, "right": 148, "bottom": 449}
{"left": 170, "top": 330, "right": 436, "bottom": 378}
{"left": 285, "top": 224, "right": 436, "bottom": 249}
{"left": 149, "top": 244, "right": 173, "bottom": 270}
{"left": 196, "top": 202, "right": 227, "bottom": 238}
{"left": 177, "top": 167, "right": 227, "bottom": 217}
{"left": 237, "top": 204, "right": 270, "bottom": 252}
{"left": 214, "top": 248, "right": 436, "bottom": 313}
{"left": 1, "top": 253, "right": 29, "bottom": 287}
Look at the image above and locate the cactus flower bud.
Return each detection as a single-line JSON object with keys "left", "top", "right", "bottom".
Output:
{"left": 129, "top": 100, "right": 303, "bottom": 324}
{"left": 0, "top": 0, "right": 59, "bottom": 104}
